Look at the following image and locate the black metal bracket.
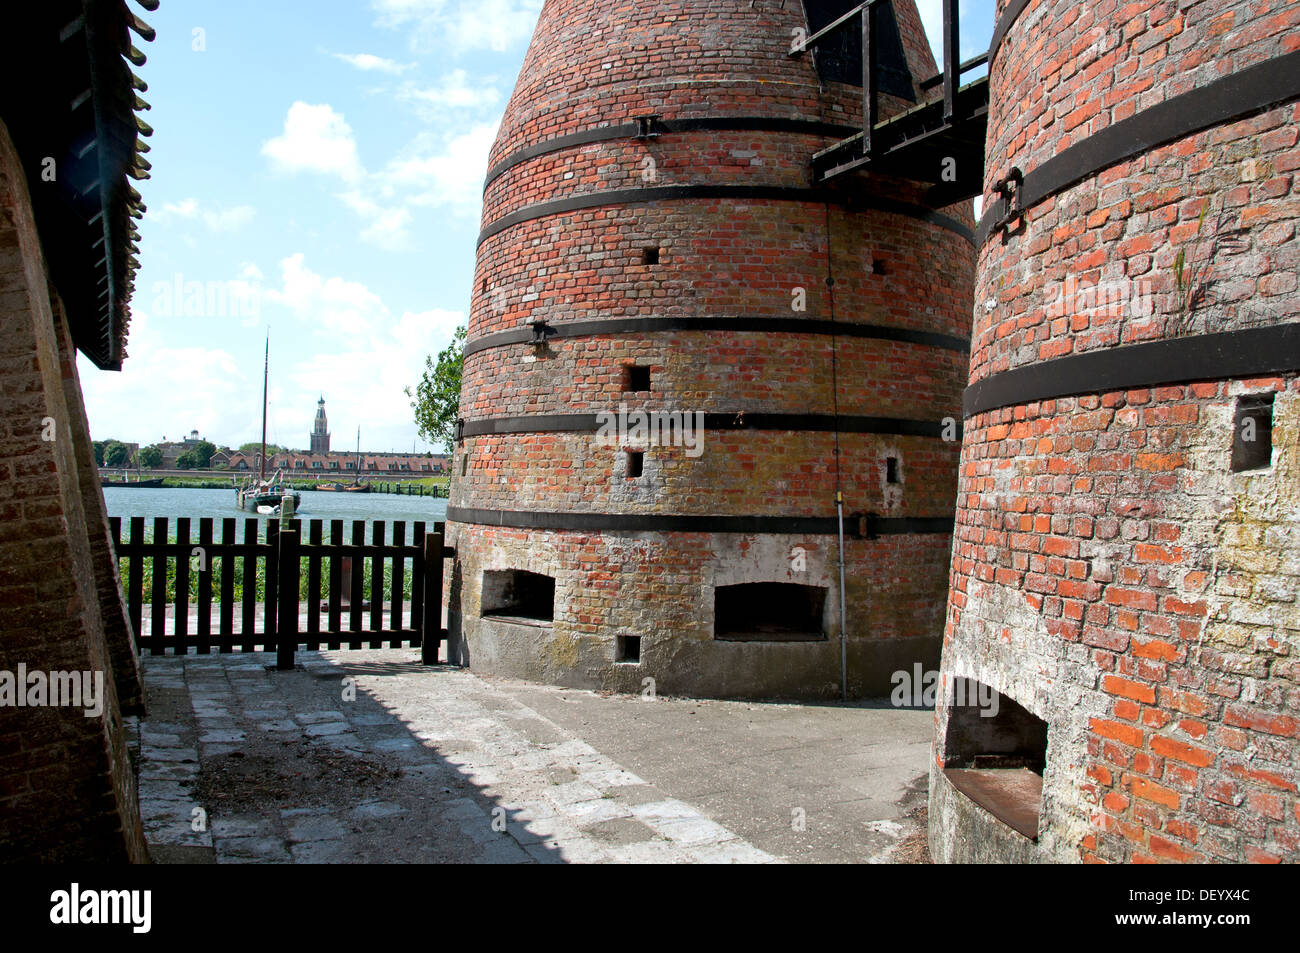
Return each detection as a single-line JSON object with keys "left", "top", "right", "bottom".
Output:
{"left": 455, "top": 418, "right": 465, "bottom": 443}
{"left": 634, "top": 113, "right": 662, "bottom": 139}
{"left": 855, "top": 512, "right": 879, "bottom": 540}
{"left": 529, "top": 320, "right": 557, "bottom": 347}
{"left": 991, "top": 166, "right": 1025, "bottom": 242}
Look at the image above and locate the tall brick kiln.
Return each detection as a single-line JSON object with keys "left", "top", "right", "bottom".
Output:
{"left": 446, "top": 0, "right": 975, "bottom": 698}
{"left": 931, "top": 0, "right": 1300, "bottom": 861}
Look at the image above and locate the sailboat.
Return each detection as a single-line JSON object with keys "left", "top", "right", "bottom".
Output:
{"left": 319, "top": 426, "right": 370, "bottom": 492}
{"left": 345, "top": 426, "right": 370, "bottom": 492}
{"left": 235, "top": 338, "right": 302, "bottom": 514}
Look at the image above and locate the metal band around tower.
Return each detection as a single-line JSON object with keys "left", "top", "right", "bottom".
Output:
{"left": 484, "top": 116, "right": 861, "bottom": 190}
{"left": 976, "top": 50, "right": 1300, "bottom": 247}
{"left": 462, "top": 316, "right": 971, "bottom": 358}
{"left": 459, "top": 413, "right": 961, "bottom": 439}
{"left": 447, "top": 506, "right": 956, "bottom": 537}
{"left": 963, "top": 324, "right": 1300, "bottom": 418}
{"left": 478, "top": 185, "right": 976, "bottom": 247}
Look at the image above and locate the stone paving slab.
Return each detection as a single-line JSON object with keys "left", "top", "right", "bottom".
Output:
{"left": 129, "top": 649, "right": 930, "bottom": 864}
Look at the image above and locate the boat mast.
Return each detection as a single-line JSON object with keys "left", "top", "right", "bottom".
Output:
{"left": 259, "top": 337, "right": 268, "bottom": 483}
{"left": 355, "top": 426, "right": 361, "bottom": 485}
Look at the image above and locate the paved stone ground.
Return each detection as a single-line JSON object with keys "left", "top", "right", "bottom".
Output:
{"left": 129, "top": 650, "right": 931, "bottom": 864}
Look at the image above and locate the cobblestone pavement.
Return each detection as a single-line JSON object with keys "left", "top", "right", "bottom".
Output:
{"left": 131, "top": 650, "right": 930, "bottom": 864}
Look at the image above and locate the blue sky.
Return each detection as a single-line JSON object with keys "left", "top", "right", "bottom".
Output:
{"left": 79, "top": 0, "right": 993, "bottom": 455}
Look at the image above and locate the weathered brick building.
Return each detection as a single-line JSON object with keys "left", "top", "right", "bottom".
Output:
{"left": 447, "top": 0, "right": 974, "bottom": 697}
{"left": 0, "top": 0, "right": 154, "bottom": 861}
{"left": 930, "top": 0, "right": 1300, "bottom": 862}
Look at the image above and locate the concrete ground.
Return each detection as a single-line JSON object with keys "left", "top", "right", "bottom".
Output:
{"left": 131, "top": 650, "right": 932, "bottom": 864}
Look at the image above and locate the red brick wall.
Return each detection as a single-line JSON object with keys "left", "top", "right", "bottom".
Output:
{"left": 52, "top": 294, "right": 145, "bottom": 717}
{"left": 934, "top": 0, "right": 1299, "bottom": 862}
{"left": 461, "top": 332, "right": 968, "bottom": 417}
{"left": 0, "top": 119, "right": 146, "bottom": 861}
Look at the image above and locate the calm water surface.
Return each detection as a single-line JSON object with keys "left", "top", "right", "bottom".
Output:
{"left": 104, "top": 487, "right": 447, "bottom": 537}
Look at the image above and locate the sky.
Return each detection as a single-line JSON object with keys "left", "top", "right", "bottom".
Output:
{"left": 79, "top": 0, "right": 994, "bottom": 455}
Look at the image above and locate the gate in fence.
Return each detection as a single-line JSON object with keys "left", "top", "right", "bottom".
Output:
{"left": 108, "top": 516, "right": 452, "bottom": 670}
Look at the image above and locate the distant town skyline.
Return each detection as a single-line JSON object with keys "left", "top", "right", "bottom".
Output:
{"left": 95, "top": 393, "right": 435, "bottom": 454}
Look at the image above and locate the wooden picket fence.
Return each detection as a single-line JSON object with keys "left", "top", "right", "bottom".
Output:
{"left": 108, "top": 516, "right": 451, "bottom": 669}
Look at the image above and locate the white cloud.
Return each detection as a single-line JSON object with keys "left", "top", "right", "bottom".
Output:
{"left": 287, "top": 305, "right": 463, "bottom": 451}
{"left": 372, "top": 0, "right": 543, "bottom": 54}
{"left": 338, "top": 191, "right": 415, "bottom": 251}
{"left": 162, "top": 197, "right": 198, "bottom": 218}
{"left": 378, "top": 122, "right": 497, "bottom": 215}
{"left": 157, "top": 198, "right": 256, "bottom": 232}
{"left": 262, "top": 102, "right": 364, "bottom": 182}
{"left": 86, "top": 262, "right": 466, "bottom": 452}
{"left": 260, "top": 258, "right": 464, "bottom": 450}
{"left": 264, "top": 253, "right": 387, "bottom": 339}
{"left": 332, "top": 52, "right": 414, "bottom": 74}
{"left": 260, "top": 91, "right": 497, "bottom": 247}
{"left": 80, "top": 309, "right": 251, "bottom": 445}
{"left": 396, "top": 70, "right": 502, "bottom": 117}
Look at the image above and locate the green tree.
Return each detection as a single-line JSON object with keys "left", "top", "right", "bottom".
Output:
{"left": 138, "top": 445, "right": 163, "bottom": 469}
{"left": 103, "top": 441, "right": 131, "bottom": 467}
{"left": 192, "top": 440, "right": 216, "bottom": 468}
{"left": 238, "top": 442, "right": 284, "bottom": 456}
{"left": 176, "top": 450, "right": 198, "bottom": 470}
{"left": 406, "top": 324, "right": 466, "bottom": 452}
{"left": 92, "top": 440, "right": 108, "bottom": 467}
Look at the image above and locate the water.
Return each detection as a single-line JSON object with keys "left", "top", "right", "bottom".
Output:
{"left": 104, "top": 486, "right": 447, "bottom": 537}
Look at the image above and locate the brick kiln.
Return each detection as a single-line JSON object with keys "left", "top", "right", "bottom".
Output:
{"left": 930, "top": 0, "right": 1300, "bottom": 862}
{"left": 446, "top": 0, "right": 975, "bottom": 698}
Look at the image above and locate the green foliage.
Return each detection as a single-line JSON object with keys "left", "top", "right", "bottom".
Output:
{"left": 239, "top": 442, "right": 285, "bottom": 456}
{"left": 1173, "top": 203, "right": 1210, "bottom": 316}
{"left": 104, "top": 441, "right": 131, "bottom": 467}
{"left": 93, "top": 440, "right": 108, "bottom": 467}
{"left": 138, "top": 445, "right": 163, "bottom": 469}
{"left": 120, "top": 531, "right": 419, "bottom": 605}
{"left": 175, "top": 450, "right": 198, "bottom": 469}
{"left": 406, "top": 324, "right": 466, "bottom": 453}
{"left": 191, "top": 440, "right": 217, "bottom": 468}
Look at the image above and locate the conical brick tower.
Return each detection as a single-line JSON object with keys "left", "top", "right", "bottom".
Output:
{"left": 447, "top": 0, "right": 975, "bottom": 698}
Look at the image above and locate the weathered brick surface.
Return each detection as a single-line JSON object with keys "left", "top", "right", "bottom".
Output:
{"left": 0, "top": 119, "right": 146, "bottom": 861}
{"left": 474, "top": 185, "right": 973, "bottom": 340}
{"left": 52, "top": 294, "right": 144, "bottom": 717}
{"left": 933, "top": 0, "right": 1299, "bottom": 863}
{"left": 455, "top": 432, "right": 959, "bottom": 516}
{"left": 461, "top": 333, "right": 967, "bottom": 419}
{"left": 447, "top": 524, "right": 953, "bottom": 698}
{"left": 452, "top": 0, "right": 974, "bottom": 697}
{"left": 487, "top": 0, "right": 940, "bottom": 170}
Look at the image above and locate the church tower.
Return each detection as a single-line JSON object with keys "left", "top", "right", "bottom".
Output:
{"left": 310, "top": 396, "right": 330, "bottom": 454}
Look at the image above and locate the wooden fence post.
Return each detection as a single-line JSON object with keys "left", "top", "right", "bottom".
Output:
{"left": 421, "top": 527, "right": 444, "bottom": 664}
{"left": 277, "top": 526, "right": 300, "bottom": 670}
